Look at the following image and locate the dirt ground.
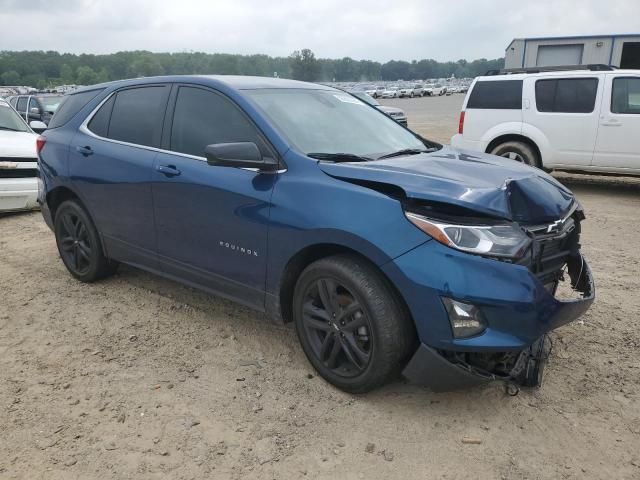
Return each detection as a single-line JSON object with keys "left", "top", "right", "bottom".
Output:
{"left": 1, "top": 97, "right": 640, "bottom": 479}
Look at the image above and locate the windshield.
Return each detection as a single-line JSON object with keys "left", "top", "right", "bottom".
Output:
{"left": 0, "top": 103, "right": 30, "bottom": 132}
{"left": 38, "top": 95, "right": 63, "bottom": 113}
{"left": 247, "top": 89, "right": 425, "bottom": 157}
{"left": 350, "top": 91, "right": 380, "bottom": 106}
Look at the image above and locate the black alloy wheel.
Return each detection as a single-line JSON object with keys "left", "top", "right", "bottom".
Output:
{"left": 293, "top": 255, "right": 415, "bottom": 393}
{"left": 57, "top": 210, "right": 93, "bottom": 276}
{"left": 301, "top": 277, "right": 372, "bottom": 377}
{"left": 54, "top": 199, "right": 118, "bottom": 282}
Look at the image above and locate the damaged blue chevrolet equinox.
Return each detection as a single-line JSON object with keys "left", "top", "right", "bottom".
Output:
{"left": 37, "top": 76, "right": 595, "bottom": 392}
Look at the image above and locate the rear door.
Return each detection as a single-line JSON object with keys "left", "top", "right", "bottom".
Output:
{"left": 592, "top": 74, "right": 640, "bottom": 171}
{"left": 69, "top": 84, "right": 170, "bottom": 268}
{"left": 523, "top": 75, "right": 601, "bottom": 167}
{"left": 151, "top": 85, "right": 278, "bottom": 309}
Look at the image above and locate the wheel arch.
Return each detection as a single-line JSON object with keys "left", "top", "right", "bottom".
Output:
{"left": 46, "top": 186, "right": 109, "bottom": 257}
{"left": 485, "top": 134, "right": 543, "bottom": 166}
{"left": 277, "top": 243, "right": 414, "bottom": 330}
{"left": 46, "top": 185, "right": 83, "bottom": 221}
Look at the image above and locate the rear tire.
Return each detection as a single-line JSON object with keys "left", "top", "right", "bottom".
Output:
{"left": 54, "top": 199, "right": 118, "bottom": 282}
{"left": 293, "top": 254, "right": 415, "bottom": 393}
{"left": 490, "top": 141, "right": 541, "bottom": 168}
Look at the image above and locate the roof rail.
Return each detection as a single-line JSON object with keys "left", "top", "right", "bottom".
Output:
{"left": 485, "top": 64, "right": 616, "bottom": 76}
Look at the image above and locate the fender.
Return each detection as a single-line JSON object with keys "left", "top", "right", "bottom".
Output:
{"left": 479, "top": 122, "right": 523, "bottom": 152}
{"left": 520, "top": 123, "right": 553, "bottom": 166}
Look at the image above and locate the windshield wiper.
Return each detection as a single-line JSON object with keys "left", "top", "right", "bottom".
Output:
{"left": 377, "top": 148, "right": 433, "bottom": 160}
{"left": 307, "top": 152, "right": 373, "bottom": 163}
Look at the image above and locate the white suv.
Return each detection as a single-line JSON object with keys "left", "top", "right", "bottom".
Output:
{"left": 451, "top": 66, "right": 640, "bottom": 174}
{"left": 0, "top": 99, "right": 42, "bottom": 212}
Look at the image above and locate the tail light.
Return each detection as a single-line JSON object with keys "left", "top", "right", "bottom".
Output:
{"left": 36, "top": 136, "right": 46, "bottom": 155}
{"left": 458, "top": 111, "right": 465, "bottom": 135}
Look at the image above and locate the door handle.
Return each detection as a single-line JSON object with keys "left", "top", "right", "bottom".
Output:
{"left": 76, "top": 145, "right": 93, "bottom": 157}
{"left": 156, "top": 164, "right": 181, "bottom": 177}
{"left": 601, "top": 119, "right": 622, "bottom": 127}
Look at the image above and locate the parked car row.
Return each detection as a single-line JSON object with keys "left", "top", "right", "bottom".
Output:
{"left": 362, "top": 82, "right": 471, "bottom": 98}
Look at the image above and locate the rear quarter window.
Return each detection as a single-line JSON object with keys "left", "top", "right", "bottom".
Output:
{"left": 48, "top": 88, "right": 105, "bottom": 129}
{"left": 466, "top": 80, "right": 523, "bottom": 109}
{"left": 535, "top": 78, "right": 598, "bottom": 113}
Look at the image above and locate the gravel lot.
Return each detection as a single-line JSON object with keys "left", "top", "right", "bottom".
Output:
{"left": 1, "top": 96, "right": 639, "bottom": 479}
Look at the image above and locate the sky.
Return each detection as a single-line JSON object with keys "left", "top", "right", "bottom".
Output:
{"left": 0, "top": 0, "right": 638, "bottom": 62}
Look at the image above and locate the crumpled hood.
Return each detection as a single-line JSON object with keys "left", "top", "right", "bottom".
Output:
{"left": 318, "top": 146, "right": 575, "bottom": 224}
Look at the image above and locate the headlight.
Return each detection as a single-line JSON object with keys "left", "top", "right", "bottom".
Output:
{"left": 405, "top": 211, "right": 531, "bottom": 258}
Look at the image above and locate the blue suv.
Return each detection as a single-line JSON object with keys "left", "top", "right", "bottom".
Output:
{"left": 37, "top": 76, "right": 594, "bottom": 392}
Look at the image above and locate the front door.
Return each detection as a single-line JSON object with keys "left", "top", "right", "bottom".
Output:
{"left": 593, "top": 74, "right": 640, "bottom": 172}
{"left": 151, "top": 85, "right": 278, "bottom": 309}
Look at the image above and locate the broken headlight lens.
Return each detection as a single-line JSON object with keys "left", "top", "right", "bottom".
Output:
{"left": 404, "top": 211, "right": 531, "bottom": 258}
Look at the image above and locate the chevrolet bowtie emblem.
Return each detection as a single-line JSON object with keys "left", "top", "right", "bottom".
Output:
{"left": 0, "top": 161, "right": 19, "bottom": 169}
{"left": 546, "top": 219, "right": 564, "bottom": 233}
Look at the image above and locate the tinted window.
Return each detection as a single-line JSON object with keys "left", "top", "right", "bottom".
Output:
{"left": 107, "top": 86, "right": 169, "bottom": 147}
{"left": 87, "top": 95, "right": 115, "bottom": 137}
{"left": 16, "top": 97, "right": 27, "bottom": 112}
{"left": 535, "top": 78, "right": 598, "bottom": 113}
{"left": 48, "top": 88, "right": 104, "bottom": 129}
{"left": 467, "top": 80, "right": 522, "bottom": 109}
{"left": 611, "top": 77, "right": 640, "bottom": 114}
{"left": 170, "top": 87, "right": 261, "bottom": 157}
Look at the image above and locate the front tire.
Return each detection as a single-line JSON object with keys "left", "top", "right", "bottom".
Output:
{"left": 490, "top": 141, "right": 540, "bottom": 168}
{"left": 54, "top": 199, "right": 118, "bottom": 282}
{"left": 293, "top": 255, "right": 415, "bottom": 393}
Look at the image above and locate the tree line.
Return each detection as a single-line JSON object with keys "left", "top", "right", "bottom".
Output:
{"left": 0, "top": 49, "right": 504, "bottom": 89}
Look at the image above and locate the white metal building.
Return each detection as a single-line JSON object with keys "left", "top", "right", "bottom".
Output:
{"left": 505, "top": 34, "right": 640, "bottom": 70}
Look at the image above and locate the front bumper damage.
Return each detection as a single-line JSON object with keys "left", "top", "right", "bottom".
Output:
{"left": 401, "top": 253, "right": 594, "bottom": 392}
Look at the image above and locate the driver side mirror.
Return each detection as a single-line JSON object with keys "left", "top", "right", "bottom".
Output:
{"left": 204, "top": 142, "right": 278, "bottom": 172}
{"left": 29, "top": 120, "right": 47, "bottom": 134}
{"left": 30, "top": 107, "right": 41, "bottom": 115}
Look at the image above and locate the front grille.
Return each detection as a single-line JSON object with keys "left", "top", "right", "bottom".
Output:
{"left": 0, "top": 157, "right": 38, "bottom": 163}
{"left": 522, "top": 216, "right": 580, "bottom": 286}
{"left": 0, "top": 168, "right": 38, "bottom": 178}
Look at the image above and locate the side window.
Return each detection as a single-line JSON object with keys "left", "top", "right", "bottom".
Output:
{"left": 611, "top": 77, "right": 640, "bottom": 114}
{"left": 535, "top": 78, "right": 598, "bottom": 113}
{"left": 87, "top": 95, "right": 115, "bottom": 137}
{"left": 9, "top": 97, "right": 17, "bottom": 108}
{"left": 170, "top": 86, "right": 263, "bottom": 157}
{"left": 466, "top": 80, "right": 522, "bottom": 109}
{"left": 107, "top": 86, "right": 169, "bottom": 147}
{"left": 28, "top": 97, "right": 40, "bottom": 113}
{"left": 16, "top": 97, "right": 27, "bottom": 112}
